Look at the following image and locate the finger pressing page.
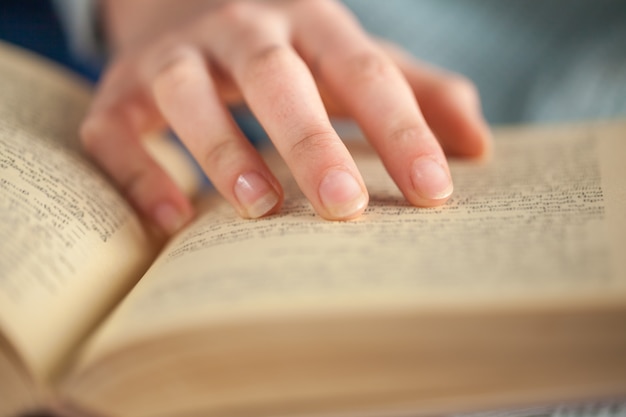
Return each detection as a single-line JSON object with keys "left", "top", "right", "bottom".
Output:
{"left": 383, "top": 43, "right": 492, "bottom": 159}
{"left": 81, "top": 57, "right": 195, "bottom": 235}
{"left": 146, "top": 43, "right": 283, "bottom": 219}
{"left": 200, "top": 2, "right": 368, "bottom": 220}
{"left": 81, "top": 104, "right": 194, "bottom": 236}
{"left": 291, "top": 0, "right": 453, "bottom": 208}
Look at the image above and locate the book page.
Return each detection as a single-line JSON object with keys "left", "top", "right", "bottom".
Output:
{"left": 75, "top": 120, "right": 626, "bottom": 365}
{"left": 0, "top": 42, "right": 157, "bottom": 381}
{"left": 0, "top": 334, "right": 39, "bottom": 417}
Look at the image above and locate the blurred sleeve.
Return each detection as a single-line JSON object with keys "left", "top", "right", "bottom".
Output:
{"left": 50, "top": 0, "right": 106, "bottom": 65}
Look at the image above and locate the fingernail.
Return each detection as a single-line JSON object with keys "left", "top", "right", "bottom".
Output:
{"left": 411, "top": 157, "right": 453, "bottom": 200}
{"left": 319, "top": 169, "right": 368, "bottom": 219}
{"left": 235, "top": 172, "right": 280, "bottom": 218}
{"left": 154, "top": 202, "right": 187, "bottom": 235}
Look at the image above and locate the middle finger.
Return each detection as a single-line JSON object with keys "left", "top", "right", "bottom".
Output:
{"left": 198, "top": 2, "right": 369, "bottom": 220}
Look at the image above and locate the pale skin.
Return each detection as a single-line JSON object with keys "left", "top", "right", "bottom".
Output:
{"left": 81, "top": 0, "right": 492, "bottom": 235}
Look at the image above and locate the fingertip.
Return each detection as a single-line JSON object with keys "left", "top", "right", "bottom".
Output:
{"left": 450, "top": 117, "right": 493, "bottom": 160}
{"left": 153, "top": 201, "right": 195, "bottom": 235}
{"left": 79, "top": 111, "right": 107, "bottom": 156}
{"left": 393, "top": 56, "right": 492, "bottom": 160}
{"left": 475, "top": 124, "right": 495, "bottom": 160}
{"left": 406, "top": 156, "right": 453, "bottom": 207}
{"left": 136, "top": 177, "right": 195, "bottom": 236}
{"left": 234, "top": 171, "right": 283, "bottom": 218}
{"left": 318, "top": 168, "right": 369, "bottom": 220}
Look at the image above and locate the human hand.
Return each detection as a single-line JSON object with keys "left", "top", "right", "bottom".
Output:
{"left": 81, "top": 0, "right": 491, "bottom": 235}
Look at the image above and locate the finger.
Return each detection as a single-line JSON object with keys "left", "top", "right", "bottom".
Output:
{"left": 81, "top": 60, "right": 194, "bottom": 235}
{"left": 293, "top": 0, "right": 453, "bottom": 207}
{"left": 201, "top": 2, "right": 368, "bottom": 220}
{"left": 381, "top": 43, "right": 492, "bottom": 159}
{"left": 144, "top": 42, "right": 283, "bottom": 218}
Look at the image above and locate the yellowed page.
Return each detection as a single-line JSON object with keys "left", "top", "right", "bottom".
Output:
{"left": 0, "top": 41, "right": 159, "bottom": 381}
{"left": 0, "top": 334, "right": 39, "bottom": 417}
{"left": 73, "top": 120, "right": 626, "bottom": 368}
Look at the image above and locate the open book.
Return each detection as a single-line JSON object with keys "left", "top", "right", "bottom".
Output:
{"left": 0, "top": 40, "right": 625, "bottom": 417}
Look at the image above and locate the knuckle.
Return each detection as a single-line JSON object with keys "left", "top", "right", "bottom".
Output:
{"left": 292, "top": 0, "right": 345, "bottom": 22}
{"left": 150, "top": 44, "right": 200, "bottom": 89}
{"left": 438, "top": 75, "right": 480, "bottom": 106}
{"left": 341, "top": 49, "right": 395, "bottom": 84}
{"left": 287, "top": 128, "right": 338, "bottom": 161}
{"left": 388, "top": 125, "right": 431, "bottom": 148}
{"left": 215, "top": 0, "right": 283, "bottom": 31}
{"left": 246, "top": 44, "right": 292, "bottom": 73}
{"left": 201, "top": 137, "right": 241, "bottom": 171}
{"left": 216, "top": 0, "right": 258, "bottom": 26}
{"left": 291, "top": 0, "right": 321, "bottom": 11}
{"left": 240, "top": 44, "right": 293, "bottom": 82}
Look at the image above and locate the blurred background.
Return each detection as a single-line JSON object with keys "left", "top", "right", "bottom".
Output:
{"left": 1, "top": 0, "right": 625, "bottom": 125}
{"left": 346, "top": 0, "right": 626, "bottom": 124}
{"left": 0, "top": 0, "right": 101, "bottom": 81}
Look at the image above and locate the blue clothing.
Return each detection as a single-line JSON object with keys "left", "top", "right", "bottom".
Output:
{"left": 0, "top": 0, "right": 99, "bottom": 81}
